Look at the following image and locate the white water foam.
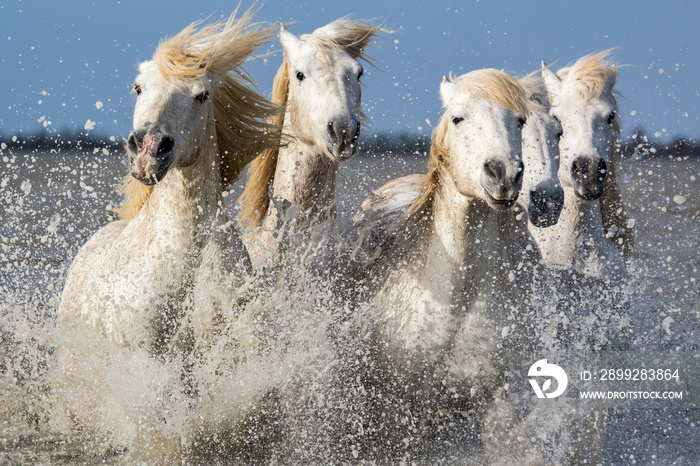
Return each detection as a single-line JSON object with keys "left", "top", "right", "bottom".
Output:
{"left": 0, "top": 146, "right": 698, "bottom": 463}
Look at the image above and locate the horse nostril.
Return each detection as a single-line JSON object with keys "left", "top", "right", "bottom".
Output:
{"left": 571, "top": 159, "right": 582, "bottom": 177}
{"left": 128, "top": 129, "right": 146, "bottom": 152}
{"left": 483, "top": 159, "right": 505, "bottom": 183}
{"left": 127, "top": 133, "right": 137, "bottom": 152}
{"left": 514, "top": 162, "right": 524, "bottom": 186}
{"left": 596, "top": 159, "right": 607, "bottom": 180}
{"left": 327, "top": 121, "right": 336, "bottom": 140}
{"left": 157, "top": 135, "right": 175, "bottom": 156}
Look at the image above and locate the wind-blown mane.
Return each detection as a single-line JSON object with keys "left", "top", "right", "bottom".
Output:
{"left": 237, "top": 57, "right": 290, "bottom": 228}
{"left": 237, "top": 19, "right": 385, "bottom": 228}
{"left": 399, "top": 69, "right": 531, "bottom": 230}
{"left": 556, "top": 50, "right": 633, "bottom": 259}
{"left": 300, "top": 19, "right": 383, "bottom": 66}
{"left": 116, "top": 7, "right": 279, "bottom": 220}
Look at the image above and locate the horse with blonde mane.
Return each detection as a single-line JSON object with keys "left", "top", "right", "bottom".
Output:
{"left": 513, "top": 52, "right": 635, "bottom": 465}
{"left": 60, "top": 8, "right": 278, "bottom": 350}
{"left": 237, "top": 19, "right": 385, "bottom": 268}
{"left": 353, "top": 69, "right": 566, "bottom": 459}
{"left": 536, "top": 50, "right": 633, "bottom": 279}
{"left": 54, "top": 9, "right": 280, "bottom": 458}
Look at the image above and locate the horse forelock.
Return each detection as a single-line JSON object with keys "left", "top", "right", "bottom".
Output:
{"left": 302, "top": 19, "right": 386, "bottom": 64}
{"left": 518, "top": 75, "right": 550, "bottom": 112}
{"left": 556, "top": 50, "right": 618, "bottom": 103}
{"left": 152, "top": 6, "right": 275, "bottom": 82}
{"left": 452, "top": 69, "right": 530, "bottom": 116}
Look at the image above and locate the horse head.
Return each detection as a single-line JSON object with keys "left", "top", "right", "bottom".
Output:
{"left": 438, "top": 71, "right": 528, "bottom": 210}
{"left": 280, "top": 20, "right": 382, "bottom": 162}
{"left": 517, "top": 77, "right": 565, "bottom": 227}
{"left": 122, "top": 9, "right": 277, "bottom": 192}
{"left": 127, "top": 62, "right": 214, "bottom": 185}
{"left": 542, "top": 52, "right": 619, "bottom": 201}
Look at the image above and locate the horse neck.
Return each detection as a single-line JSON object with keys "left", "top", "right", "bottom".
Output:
{"left": 530, "top": 186, "right": 616, "bottom": 274}
{"left": 268, "top": 116, "right": 338, "bottom": 229}
{"left": 419, "top": 177, "right": 491, "bottom": 292}
{"left": 138, "top": 134, "right": 223, "bottom": 247}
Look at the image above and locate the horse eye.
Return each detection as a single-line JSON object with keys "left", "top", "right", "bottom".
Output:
{"left": 452, "top": 117, "right": 464, "bottom": 125}
{"left": 357, "top": 69, "right": 364, "bottom": 80}
{"left": 196, "top": 91, "right": 209, "bottom": 103}
{"left": 607, "top": 112, "right": 615, "bottom": 124}
{"left": 518, "top": 117, "right": 527, "bottom": 128}
{"left": 296, "top": 71, "right": 305, "bottom": 82}
{"left": 134, "top": 84, "right": 142, "bottom": 96}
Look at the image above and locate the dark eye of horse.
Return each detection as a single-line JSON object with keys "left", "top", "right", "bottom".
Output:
{"left": 607, "top": 112, "right": 615, "bottom": 124}
{"left": 452, "top": 117, "right": 464, "bottom": 125}
{"left": 134, "top": 85, "right": 142, "bottom": 96}
{"left": 518, "top": 117, "right": 527, "bottom": 128}
{"left": 357, "top": 69, "right": 363, "bottom": 80}
{"left": 296, "top": 71, "right": 305, "bottom": 82}
{"left": 196, "top": 91, "right": 209, "bottom": 104}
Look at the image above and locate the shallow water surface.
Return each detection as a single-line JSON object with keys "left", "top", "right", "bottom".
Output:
{"left": 0, "top": 145, "right": 698, "bottom": 464}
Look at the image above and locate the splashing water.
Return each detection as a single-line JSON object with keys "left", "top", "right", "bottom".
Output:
{"left": 0, "top": 144, "right": 698, "bottom": 463}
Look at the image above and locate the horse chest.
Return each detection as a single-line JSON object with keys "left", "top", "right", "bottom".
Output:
{"left": 534, "top": 198, "right": 624, "bottom": 278}
{"left": 65, "top": 212, "right": 203, "bottom": 348}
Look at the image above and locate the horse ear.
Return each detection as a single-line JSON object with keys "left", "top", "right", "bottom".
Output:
{"left": 280, "top": 26, "right": 304, "bottom": 59}
{"left": 541, "top": 64, "right": 562, "bottom": 95}
{"left": 439, "top": 76, "right": 456, "bottom": 105}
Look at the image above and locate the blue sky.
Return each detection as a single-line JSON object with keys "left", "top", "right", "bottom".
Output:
{"left": 1, "top": 0, "right": 698, "bottom": 141}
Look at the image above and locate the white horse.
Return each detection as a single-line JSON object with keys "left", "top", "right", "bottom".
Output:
{"left": 501, "top": 54, "right": 634, "bottom": 465}
{"left": 237, "top": 19, "right": 385, "bottom": 268}
{"left": 54, "top": 10, "right": 279, "bottom": 457}
{"left": 535, "top": 51, "right": 633, "bottom": 280}
{"left": 354, "top": 69, "right": 564, "bottom": 458}
{"left": 59, "top": 11, "right": 278, "bottom": 352}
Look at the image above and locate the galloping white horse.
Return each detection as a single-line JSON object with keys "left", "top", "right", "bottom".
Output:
{"left": 354, "top": 69, "right": 561, "bottom": 457}
{"left": 515, "top": 54, "right": 634, "bottom": 464}
{"left": 535, "top": 51, "right": 633, "bottom": 279}
{"left": 238, "top": 19, "right": 385, "bottom": 268}
{"left": 53, "top": 12, "right": 281, "bottom": 458}
{"left": 59, "top": 11, "right": 278, "bottom": 353}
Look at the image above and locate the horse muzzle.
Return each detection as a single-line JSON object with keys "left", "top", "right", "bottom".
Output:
{"left": 571, "top": 155, "right": 606, "bottom": 200}
{"left": 528, "top": 185, "right": 565, "bottom": 228}
{"left": 325, "top": 118, "right": 361, "bottom": 161}
{"left": 480, "top": 158, "right": 523, "bottom": 210}
{"left": 127, "top": 128, "right": 176, "bottom": 185}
